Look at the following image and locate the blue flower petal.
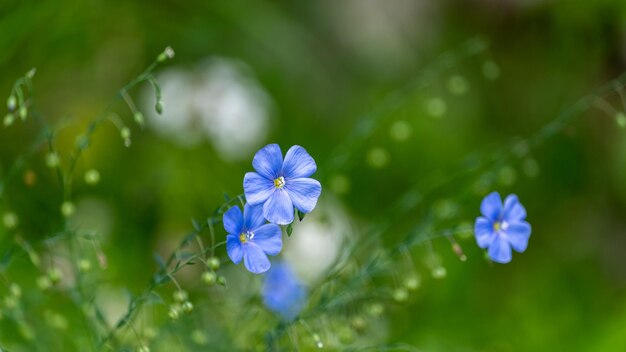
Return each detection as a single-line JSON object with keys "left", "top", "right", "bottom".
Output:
{"left": 285, "top": 178, "right": 322, "bottom": 214}
{"left": 252, "top": 144, "right": 283, "bottom": 180}
{"left": 488, "top": 236, "right": 512, "bottom": 264}
{"left": 505, "top": 221, "right": 531, "bottom": 252}
{"left": 263, "top": 262, "right": 307, "bottom": 321}
{"left": 244, "top": 203, "right": 266, "bottom": 230}
{"left": 226, "top": 234, "right": 243, "bottom": 264}
{"left": 253, "top": 224, "right": 282, "bottom": 255}
{"left": 244, "top": 172, "right": 275, "bottom": 206}
{"left": 243, "top": 242, "right": 271, "bottom": 274}
{"left": 474, "top": 217, "right": 495, "bottom": 248}
{"left": 263, "top": 189, "right": 294, "bottom": 225}
{"left": 282, "top": 145, "right": 317, "bottom": 179}
{"left": 503, "top": 194, "right": 527, "bottom": 222}
{"left": 223, "top": 206, "right": 243, "bottom": 235}
{"left": 480, "top": 191, "right": 502, "bottom": 221}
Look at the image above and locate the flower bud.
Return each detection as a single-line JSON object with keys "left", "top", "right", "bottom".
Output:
{"left": 7, "top": 95, "right": 16, "bottom": 111}
{"left": 61, "top": 201, "right": 75, "bottom": 217}
{"left": 155, "top": 100, "right": 163, "bottom": 115}
{"left": 173, "top": 290, "right": 188, "bottom": 303}
{"left": 48, "top": 267, "right": 62, "bottom": 284}
{"left": 3, "top": 113, "right": 14, "bottom": 126}
{"left": 18, "top": 106, "right": 27, "bottom": 120}
{"left": 45, "top": 152, "right": 60, "bottom": 168}
{"left": 37, "top": 276, "right": 52, "bottom": 290}
{"left": 202, "top": 271, "right": 216, "bottom": 285}
{"left": 393, "top": 287, "right": 408, "bottom": 302}
{"left": 133, "top": 112, "right": 144, "bottom": 126}
{"left": 157, "top": 46, "right": 175, "bottom": 62}
{"left": 168, "top": 305, "right": 180, "bottom": 320}
{"left": 79, "top": 259, "right": 92, "bottom": 272}
{"left": 182, "top": 301, "right": 193, "bottom": 313}
{"left": 207, "top": 257, "right": 220, "bottom": 270}
{"left": 84, "top": 169, "right": 101, "bottom": 185}
{"left": 615, "top": 112, "right": 626, "bottom": 129}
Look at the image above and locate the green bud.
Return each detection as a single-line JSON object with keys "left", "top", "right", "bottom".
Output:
{"left": 182, "top": 301, "right": 193, "bottom": 313}
{"left": 168, "top": 305, "right": 180, "bottom": 320}
{"left": 208, "top": 257, "right": 220, "bottom": 270}
{"left": 9, "top": 283, "right": 21, "bottom": 298}
{"left": 45, "top": 152, "right": 60, "bottom": 168}
{"left": 84, "top": 169, "right": 101, "bottom": 185}
{"left": 7, "top": 95, "right": 16, "bottom": 111}
{"left": 37, "top": 276, "right": 52, "bottom": 290}
{"left": 3, "top": 113, "right": 15, "bottom": 126}
{"left": 18, "top": 106, "right": 27, "bottom": 120}
{"left": 393, "top": 287, "right": 409, "bottom": 302}
{"left": 404, "top": 275, "right": 421, "bottom": 291}
{"left": 48, "top": 267, "right": 62, "bottom": 284}
{"left": 2, "top": 212, "right": 18, "bottom": 229}
{"left": 61, "top": 201, "right": 75, "bottom": 217}
{"left": 173, "top": 290, "right": 188, "bottom": 302}
{"left": 120, "top": 127, "right": 131, "bottom": 140}
{"left": 431, "top": 266, "right": 447, "bottom": 279}
{"left": 202, "top": 271, "right": 217, "bottom": 285}
{"left": 155, "top": 100, "right": 163, "bottom": 115}
{"left": 615, "top": 112, "right": 626, "bottom": 128}
{"left": 157, "top": 46, "right": 175, "bottom": 63}
{"left": 133, "top": 112, "right": 144, "bottom": 126}
{"left": 79, "top": 259, "right": 92, "bottom": 272}
{"left": 217, "top": 276, "right": 227, "bottom": 287}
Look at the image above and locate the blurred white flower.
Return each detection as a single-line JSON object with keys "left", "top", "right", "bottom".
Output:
{"left": 141, "top": 58, "right": 272, "bottom": 160}
{"left": 283, "top": 197, "right": 352, "bottom": 285}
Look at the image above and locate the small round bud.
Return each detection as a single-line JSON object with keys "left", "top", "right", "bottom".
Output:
{"left": 7, "top": 95, "right": 16, "bottom": 111}
{"left": 182, "top": 301, "right": 193, "bottom": 313}
{"left": 207, "top": 257, "right": 220, "bottom": 270}
{"left": 37, "top": 276, "right": 52, "bottom": 290}
{"left": 157, "top": 46, "right": 175, "bottom": 62}
{"left": 79, "top": 259, "right": 92, "bottom": 272}
{"left": 18, "top": 106, "right": 27, "bottom": 120}
{"left": 155, "top": 100, "right": 163, "bottom": 115}
{"left": 4, "top": 296, "right": 17, "bottom": 309}
{"left": 120, "top": 127, "right": 131, "bottom": 140}
{"left": 61, "top": 201, "right": 75, "bottom": 217}
{"left": 48, "top": 267, "right": 62, "bottom": 284}
{"left": 84, "top": 169, "right": 101, "bottom": 185}
{"left": 615, "top": 112, "right": 626, "bottom": 128}
{"left": 404, "top": 275, "right": 421, "bottom": 291}
{"left": 191, "top": 329, "right": 208, "bottom": 345}
{"left": 202, "top": 271, "right": 217, "bottom": 285}
{"left": 45, "top": 152, "right": 60, "bottom": 168}
{"left": 3, "top": 113, "right": 15, "bottom": 126}
{"left": 431, "top": 266, "right": 447, "bottom": 279}
{"left": 217, "top": 276, "right": 227, "bottom": 286}
{"left": 2, "top": 212, "right": 19, "bottom": 229}
{"left": 168, "top": 305, "right": 180, "bottom": 320}
{"left": 173, "top": 290, "right": 188, "bottom": 303}
{"left": 366, "top": 302, "right": 384, "bottom": 317}
{"left": 10, "top": 283, "right": 21, "bottom": 298}
{"left": 312, "top": 333, "right": 324, "bottom": 349}
{"left": 26, "top": 68, "right": 37, "bottom": 79}
{"left": 351, "top": 316, "right": 367, "bottom": 332}
{"left": 133, "top": 112, "right": 144, "bottom": 126}
{"left": 393, "top": 287, "right": 409, "bottom": 302}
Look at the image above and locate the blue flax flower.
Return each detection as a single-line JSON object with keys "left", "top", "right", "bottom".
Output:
{"left": 224, "top": 203, "right": 282, "bottom": 274}
{"left": 243, "top": 144, "right": 322, "bottom": 225}
{"left": 474, "top": 192, "right": 531, "bottom": 263}
{"left": 262, "top": 261, "right": 308, "bottom": 321}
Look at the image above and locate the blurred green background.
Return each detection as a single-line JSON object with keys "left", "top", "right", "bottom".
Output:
{"left": 1, "top": 0, "right": 626, "bottom": 351}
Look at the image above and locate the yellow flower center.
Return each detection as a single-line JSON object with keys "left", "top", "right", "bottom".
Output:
{"left": 274, "top": 176, "right": 285, "bottom": 189}
{"left": 493, "top": 222, "right": 501, "bottom": 232}
{"left": 239, "top": 231, "right": 254, "bottom": 243}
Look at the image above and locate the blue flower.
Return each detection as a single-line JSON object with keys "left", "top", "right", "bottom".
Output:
{"left": 262, "top": 261, "right": 308, "bottom": 321}
{"left": 243, "top": 144, "right": 322, "bottom": 225}
{"left": 224, "top": 203, "right": 283, "bottom": 274}
{"left": 474, "top": 192, "right": 532, "bottom": 263}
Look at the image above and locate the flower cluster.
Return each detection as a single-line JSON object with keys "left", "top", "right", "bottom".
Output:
{"left": 223, "top": 144, "right": 322, "bottom": 274}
